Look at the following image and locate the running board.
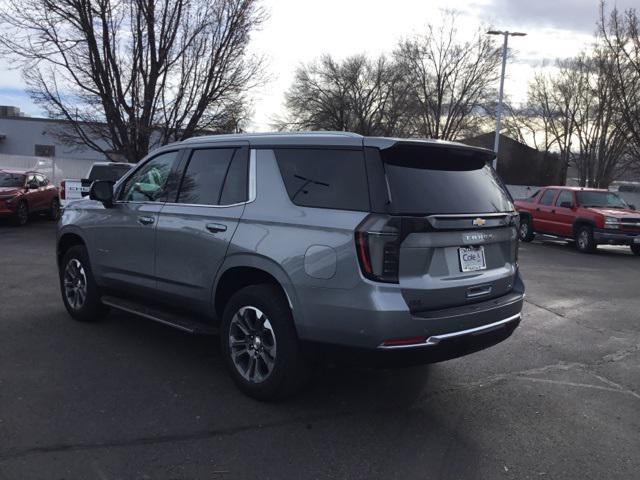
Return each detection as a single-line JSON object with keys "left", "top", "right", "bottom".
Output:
{"left": 101, "top": 295, "right": 217, "bottom": 335}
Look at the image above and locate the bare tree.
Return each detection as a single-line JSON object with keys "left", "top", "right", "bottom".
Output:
{"left": 395, "top": 12, "right": 502, "bottom": 141}
{"left": 599, "top": 2, "right": 640, "bottom": 158}
{"left": 509, "top": 50, "right": 632, "bottom": 188}
{"left": 569, "top": 52, "right": 632, "bottom": 188}
{"left": 504, "top": 62, "right": 581, "bottom": 172}
{"left": 0, "top": 0, "right": 265, "bottom": 162}
{"left": 278, "top": 54, "right": 409, "bottom": 136}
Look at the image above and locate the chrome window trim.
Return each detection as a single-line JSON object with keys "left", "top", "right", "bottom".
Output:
{"left": 248, "top": 148, "right": 257, "bottom": 203}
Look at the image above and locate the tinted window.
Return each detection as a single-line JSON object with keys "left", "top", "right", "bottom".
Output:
{"left": 220, "top": 149, "right": 249, "bottom": 205}
{"left": 539, "top": 190, "right": 557, "bottom": 206}
{"left": 177, "top": 148, "right": 236, "bottom": 206}
{"left": 120, "top": 151, "right": 178, "bottom": 202}
{"left": 89, "top": 165, "right": 132, "bottom": 182}
{"left": 35, "top": 145, "right": 55, "bottom": 157}
{"left": 555, "top": 191, "right": 573, "bottom": 207}
{"left": 380, "top": 145, "right": 513, "bottom": 215}
{"left": 275, "top": 149, "right": 369, "bottom": 211}
{"left": 0, "top": 172, "right": 25, "bottom": 187}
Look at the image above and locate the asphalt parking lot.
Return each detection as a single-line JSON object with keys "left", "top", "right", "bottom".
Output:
{"left": 1, "top": 220, "right": 638, "bottom": 480}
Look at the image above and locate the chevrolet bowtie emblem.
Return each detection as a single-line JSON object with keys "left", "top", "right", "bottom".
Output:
{"left": 472, "top": 218, "right": 486, "bottom": 227}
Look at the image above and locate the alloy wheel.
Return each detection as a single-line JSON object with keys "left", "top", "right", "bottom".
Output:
{"left": 228, "top": 306, "right": 277, "bottom": 384}
{"left": 63, "top": 259, "right": 88, "bottom": 310}
{"left": 519, "top": 222, "right": 528, "bottom": 240}
{"left": 17, "top": 202, "right": 28, "bottom": 225}
{"left": 578, "top": 230, "right": 589, "bottom": 250}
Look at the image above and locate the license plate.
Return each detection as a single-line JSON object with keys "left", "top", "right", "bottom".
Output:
{"left": 459, "top": 246, "right": 487, "bottom": 272}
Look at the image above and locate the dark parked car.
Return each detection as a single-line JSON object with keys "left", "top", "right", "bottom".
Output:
{"left": 0, "top": 169, "right": 60, "bottom": 226}
{"left": 57, "top": 132, "right": 524, "bottom": 399}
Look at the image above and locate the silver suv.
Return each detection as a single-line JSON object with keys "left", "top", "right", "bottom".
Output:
{"left": 57, "top": 132, "right": 524, "bottom": 399}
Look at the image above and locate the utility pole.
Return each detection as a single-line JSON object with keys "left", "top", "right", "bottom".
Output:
{"left": 487, "top": 30, "right": 527, "bottom": 170}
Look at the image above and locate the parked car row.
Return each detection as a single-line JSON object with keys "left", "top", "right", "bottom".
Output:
{"left": 514, "top": 186, "right": 640, "bottom": 255}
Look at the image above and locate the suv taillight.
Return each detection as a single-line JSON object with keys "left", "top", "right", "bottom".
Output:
{"left": 355, "top": 214, "right": 401, "bottom": 283}
{"left": 59, "top": 180, "right": 66, "bottom": 200}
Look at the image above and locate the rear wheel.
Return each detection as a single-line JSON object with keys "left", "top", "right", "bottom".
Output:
{"left": 220, "top": 284, "right": 310, "bottom": 401}
{"left": 518, "top": 216, "right": 535, "bottom": 242}
{"left": 575, "top": 225, "right": 597, "bottom": 253}
{"left": 13, "top": 200, "right": 28, "bottom": 226}
{"left": 60, "top": 245, "right": 109, "bottom": 321}
{"left": 631, "top": 245, "right": 640, "bottom": 256}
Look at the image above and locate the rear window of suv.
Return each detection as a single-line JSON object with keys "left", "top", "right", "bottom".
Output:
{"left": 274, "top": 148, "right": 369, "bottom": 211}
{"left": 377, "top": 144, "right": 513, "bottom": 215}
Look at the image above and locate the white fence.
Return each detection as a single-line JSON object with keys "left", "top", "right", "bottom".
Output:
{"left": 0, "top": 154, "right": 93, "bottom": 186}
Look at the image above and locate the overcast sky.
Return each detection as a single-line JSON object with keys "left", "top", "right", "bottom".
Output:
{"left": 0, "top": 0, "right": 637, "bottom": 130}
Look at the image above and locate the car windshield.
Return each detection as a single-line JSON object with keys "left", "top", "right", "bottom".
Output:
{"left": 576, "top": 191, "right": 628, "bottom": 209}
{"left": 0, "top": 172, "right": 26, "bottom": 187}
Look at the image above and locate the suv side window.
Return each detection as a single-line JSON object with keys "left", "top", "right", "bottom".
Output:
{"left": 555, "top": 190, "right": 573, "bottom": 208}
{"left": 274, "top": 148, "right": 369, "bottom": 211}
{"left": 539, "top": 189, "right": 557, "bottom": 206}
{"left": 119, "top": 151, "right": 178, "bottom": 202}
{"left": 176, "top": 148, "right": 238, "bottom": 206}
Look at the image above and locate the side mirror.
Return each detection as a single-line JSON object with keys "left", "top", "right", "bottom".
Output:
{"left": 629, "top": 204, "right": 636, "bottom": 211}
{"left": 89, "top": 180, "right": 115, "bottom": 207}
{"left": 560, "top": 201, "right": 573, "bottom": 209}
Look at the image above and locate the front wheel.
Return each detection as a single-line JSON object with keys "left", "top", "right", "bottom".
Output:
{"left": 59, "top": 245, "right": 109, "bottom": 321}
{"left": 631, "top": 244, "right": 640, "bottom": 256}
{"left": 220, "top": 284, "right": 310, "bottom": 401}
{"left": 518, "top": 216, "right": 535, "bottom": 242}
{"left": 575, "top": 225, "right": 597, "bottom": 253}
{"left": 13, "top": 200, "right": 28, "bottom": 226}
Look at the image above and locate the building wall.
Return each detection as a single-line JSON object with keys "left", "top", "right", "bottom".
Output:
{"left": 0, "top": 116, "right": 107, "bottom": 162}
{"left": 462, "top": 133, "right": 566, "bottom": 186}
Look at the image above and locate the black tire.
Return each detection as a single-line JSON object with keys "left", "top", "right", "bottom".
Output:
{"left": 575, "top": 225, "right": 597, "bottom": 253}
{"left": 48, "top": 197, "right": 61, "bottom": 220}
{"left": 631, "top": 245, "right": 640, "bottom": 256}
{"left": 13, "top": 200, "right": 28, "bottom": 226}
{"left": 518, "top": 216, "right": 535, "bottom": 242}
{"left": 59, "top": 245, "right": 109, "bottom": 322}
{"left": 220, "top": 284, "right": 310, "bottom": 401}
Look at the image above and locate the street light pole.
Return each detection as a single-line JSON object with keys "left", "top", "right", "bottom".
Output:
{"left": 487, "top": 30, "right": 527, "bottom": 170}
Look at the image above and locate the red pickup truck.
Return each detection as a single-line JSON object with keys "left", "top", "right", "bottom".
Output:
{"left": 514, "top": 186, "right": 640, "bottom": 255}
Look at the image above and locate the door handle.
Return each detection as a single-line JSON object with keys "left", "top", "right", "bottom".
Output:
{"left": 536, "top": 208, "right": 541, "bottom": 211}
{"left": 551, "top": 209, "right": 555, "bottom": 213}
{"left": 206, "top": 223, "right": 227, "bottom": 233}
{"left": 137, "top": 216, "right": 155, "bottom": 226}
